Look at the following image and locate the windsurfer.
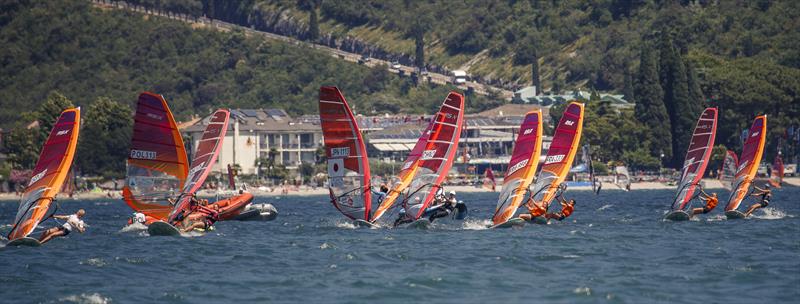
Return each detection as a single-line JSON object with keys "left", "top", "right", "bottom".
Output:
{"left": 393, "top": 197, "right": 419, "bottom": 227}
{"left": 372, "top": 184, "right": 389, "bottom": 204}
{"left": 38, "top": 209, "right": 86, "bottom": 244}
{"left": 425, "top": 191, "right": 458, "bottom": 222}
{"left": 518, "top": 199, "right": 547, "bottom": 221}
{"left": 744, "top": 184, "right": 771, "bottom": 216}
{"left": 595, "top": 180, "right": 602, "bottom": 194}
{"left": 179, "top": 198, "right": 220, "bottom": 232}
{"left": 691, "top": 190, "right": 718, "bottom": 216}
{"left": 545, "top": 196, "right": 576, "bottom": 221}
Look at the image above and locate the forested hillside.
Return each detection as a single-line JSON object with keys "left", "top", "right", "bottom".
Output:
{"left": 0, "top": 0, "right": 492, "bottom": 129}
{"left": 123, "top": 0, "right": 799, "bottom": 91}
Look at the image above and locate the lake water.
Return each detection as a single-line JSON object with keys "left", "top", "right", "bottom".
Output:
{"left": 1, "top": 186, "right": 798, "bottom": 303}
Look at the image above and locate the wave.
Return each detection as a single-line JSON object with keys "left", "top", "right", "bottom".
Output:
{"left": 461, "top": 219, "right": 492, "bottom": 230}
{"left": 753, "top": 207, "right": 789, "bottom": 220}
{"left": 597, "top": 204, "right": 613, "bottom": 211}
{"left": 58, "top": 293, "right": 111, "bottom": 304}
{"left": 119, "top": 223, "right": 147, "bottom": 233}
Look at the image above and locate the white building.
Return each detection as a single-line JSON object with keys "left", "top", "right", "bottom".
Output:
{"left": 181, "top": 109, "right": 323, "bottom": 174}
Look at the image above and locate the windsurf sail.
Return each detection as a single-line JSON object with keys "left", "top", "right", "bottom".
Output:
{"left": 403, "top": 92, "right": 465, "bottom": 220}
{"left": 319, "top": 86, "right": 372, "bottom": 220}
{"left": 720, "top": 149, "right": 738, "bottom": 190}
{"left": 724, "top": 115, "right": 767, "bottom": 212}
{"left": 614, "top": 166, "right": 632, "bottom": 190}
{"left": 528, "top": 102, "right": 584, "bottom": 208}
{"left": 8, "top": 108, "right": 81, "bottom": 240}
{"left": 769, "top": 155, "right": 784, "bottom": 188}
{"left": 491, "top": 110, "right": 543, "bottom": 225}
{"left": 167, "top": 109, "right": 230, "bottom": 222}
{"left": 669, "top": 108, "right": 718, "bottom": 211}
{"left": 583, "top": 145, "right": 597, "bottom": 194}
{"left": 370, "top": 113, "right": 437, "bottom": 223}
{"left": 123, "top": 92, "right": 189, "bottom": 220}
{"left": 483, "top": 167, "right": 496, "bottom": 191}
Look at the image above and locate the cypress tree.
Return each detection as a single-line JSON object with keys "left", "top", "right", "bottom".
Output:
{"left": 308, "top": 7, "right": 319, "bottom": 42}
{"left": 634, "top": 43, "right": 672, "bottom": 163}
{"left": 685, "top": 59, "right": 705, "bottom": 109}
{"left": 623, "top": 69, "right": 635, "bottom": 103}
{"left": 659, "top": 33, "right": 696, "bottom": 167}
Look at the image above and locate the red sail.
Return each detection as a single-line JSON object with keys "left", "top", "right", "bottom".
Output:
{"left": 123, "top": 92, "right": 189, "bottom": 219}
{"left": 492, "top": 110, "right": 543, "bottom": 224}
{"left": 319, "top": 86, "right": 372, "bottom": 220}
{"left": 529, "top": 102, "right": 584, "bottom": 208}
{"left": 9, "top": 108, "right": 81, "bottom": 240}
{"left": 404, "top": 92, "right": 465, "bottom": 220}
{"left": 670, "top": 108, "right": 718, "bottom": 210}
{"left": 168, "top": 109, "right": 230, "bottom": 222}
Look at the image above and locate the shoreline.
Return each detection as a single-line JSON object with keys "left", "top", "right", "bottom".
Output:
{"left": 0, "top": 177, "right": 796, "bottom": 201}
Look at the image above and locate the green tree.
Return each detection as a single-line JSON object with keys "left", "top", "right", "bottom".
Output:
{"left": 659, "top": 33, "right": 699, "bottom": 167}
{"left": 36, "top": 92, "right": 75, "bottom": 143}
{"left": 634, "top": 43, "right": 671, "bottom": 163}
{"left": 75, "top": 97, "right": 133, "bottom": 178}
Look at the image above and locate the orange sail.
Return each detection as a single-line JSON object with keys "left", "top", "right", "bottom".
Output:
{"left": 492, "top": 110, "right": 543, "bottom": 225}
{"left": 8, "top": 108, "right": 81, "bottom": 241}
{"left": 370, "top": 112, "right": 437, "bottom": 222}
{"left": 123, "top": 92, "right": 189, "bottom": 220}
{"left": 529, "top": 102, "right": 584, "bottom": 208}
{"left": 725, "top": 115, "right": 767, "bottom": 212}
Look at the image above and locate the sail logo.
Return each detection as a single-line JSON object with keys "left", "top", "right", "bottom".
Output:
{"left": 56, "top": 129, "right": 70, "bottom": 136}
{"left": 29, "top": 169, "right": 47, "bottom": 186}
{"left": 508, "top": 159, "right": 528, "bottom": 175}
{"left": 545, "top": 154, "right": 565, "bottom": 164}
{"left": 737, "top": 160, "right": 748, "bottom": 173}
{"left": 130, "top": 149, "right": 157, "bottom": 160}
{"left": 328, "top": 158, "right": 345, "bottom": 177}
{"left": 331, "top": 147, "right": 350, "bottom": 158}
{"left": 523, "top": 128, "right": 533, "bottom": 135}
{"left": 188, "top": 164, "right": 204, "bottom": 177}
{"left": 402, "top": 161, "right": 413, "bottom": 170}
{"left": 564, "top": 120, "right": 574, "bottom": 126}
{"left": 421, "top": 150, "right": 436, "bottom": 160}
{"left": 445, "top": 113, "right": 455, "bottom": 119}
{"left": 146, "top": 113, "right": 163, "bottom": 120}
{"left": 751, "top": 131, "right": 759, "bottom": 137}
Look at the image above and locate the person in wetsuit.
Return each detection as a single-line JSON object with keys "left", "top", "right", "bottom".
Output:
{"left": 691, "top": 189, "right": 718, "bottom": 216}
{"left": 545, "top": 196, "right": 576, "bottom": 221}
{"left": 519, "top": 198, "right": 547, "bottom": 222}
{"left": 372, "top": 183, "right": 389, "bottom": 205}
{"left": 393, "top": 197, "right": 419, "bottom": 227}
{"left": 426, "top": 191, "right": 458, "bottom": 222}
{"left": 744, "top": 184, "right": 772, "bottom": 217}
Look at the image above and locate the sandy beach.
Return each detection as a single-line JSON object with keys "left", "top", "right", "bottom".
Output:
{"left": 2, "top": 177, "right": 795, "bottom": 201}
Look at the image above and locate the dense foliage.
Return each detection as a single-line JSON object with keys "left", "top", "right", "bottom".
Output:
{"left": 0, "top": 0, "right": 493, "bottom": 130}
{"left": 147, "top": 0, "right": 800, "bottom": 91}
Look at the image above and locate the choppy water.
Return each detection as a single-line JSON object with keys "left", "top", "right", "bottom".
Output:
{"left": 1, "top": 187, "right": 798, "bottom": 303}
